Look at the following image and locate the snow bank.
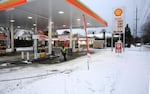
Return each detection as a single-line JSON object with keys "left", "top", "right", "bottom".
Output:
{"left": 0, "top": 47, "right": 149, "bottom": 94}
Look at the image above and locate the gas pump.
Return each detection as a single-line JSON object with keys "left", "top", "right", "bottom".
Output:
{"left": 0, "top": 33, "right": 7, "bottom": 55}
{"left": 37, "top": 39, "right": 47, "bottom": 58}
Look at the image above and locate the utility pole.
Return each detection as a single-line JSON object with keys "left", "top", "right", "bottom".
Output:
{"left": 135, "top": 7, "right": 138, "bottom": 38}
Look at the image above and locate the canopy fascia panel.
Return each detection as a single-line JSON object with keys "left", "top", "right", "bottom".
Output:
{"left": 0, "top": 0, "right": 27, "bottom": 11}
{"left": 66, "top": 0, "right": 108, "bottom": 27}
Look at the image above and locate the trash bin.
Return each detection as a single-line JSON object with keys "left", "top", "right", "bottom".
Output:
{"left": 52, "top": 50, "right": 55, "bottom": 55}
{"left": 67, "top": 48, "right": 72, "bottom": 53}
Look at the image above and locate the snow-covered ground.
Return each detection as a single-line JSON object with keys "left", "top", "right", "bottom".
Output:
{"left": 0, "top": 46, "right": 150, "bottom": 94}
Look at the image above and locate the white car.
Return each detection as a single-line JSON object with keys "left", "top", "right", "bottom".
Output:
{"left": 136, "top": 43, "right": 142, "bottom": 47}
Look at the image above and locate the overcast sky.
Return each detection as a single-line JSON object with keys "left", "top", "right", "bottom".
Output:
{"left": 80, "top": 0, "right": 138, "bottom": 34}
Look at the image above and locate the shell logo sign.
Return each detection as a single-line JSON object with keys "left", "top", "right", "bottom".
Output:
{"left": 0, "top": 0, "right": 27, "bottom": 11}
{"left": 113, "top": 8, "right": 124, "bottom": 34}
{"left": 114, "top": 8, "right": 123, "bottom": 16}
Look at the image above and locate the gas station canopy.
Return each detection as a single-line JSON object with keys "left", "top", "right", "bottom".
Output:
{"left": 0, "top": 0, "right": 107, "bottom": 30}
{"left": 0, "top": 0, "right": 27, "bottom": 11}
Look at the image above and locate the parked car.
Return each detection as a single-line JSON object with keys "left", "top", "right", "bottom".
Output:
{"left": 146, "top": 43, "right": 150, "bottom": 45}
{"left": 135, "top": 43, "right": 142, "bottom": 47}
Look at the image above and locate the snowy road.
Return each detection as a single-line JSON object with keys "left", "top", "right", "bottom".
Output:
{"left": 0, "top": 46, "right": 150, "bottom": 94}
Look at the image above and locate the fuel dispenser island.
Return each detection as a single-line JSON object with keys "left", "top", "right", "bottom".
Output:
{"left": 33, "top": 34, "right": 48, "bottom": 59}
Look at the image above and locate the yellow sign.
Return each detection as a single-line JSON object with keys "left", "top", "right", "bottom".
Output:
{"left": 114, "top": 8, "right": 123, "bottom": 16}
